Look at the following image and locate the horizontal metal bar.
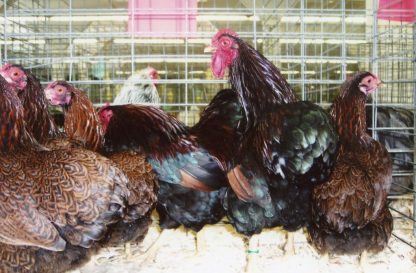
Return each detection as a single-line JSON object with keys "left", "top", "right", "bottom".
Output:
{"left": 4, "top": 8, "right": 370, "bottom": 16}
{"left": 369, "top": 127, "right": 414, "bottom": 131}
{"left": 388, "top": 194, "right": 414, "bottom": 200}
{"left": 390, "top": 182, "right": 416, "bottom": 194}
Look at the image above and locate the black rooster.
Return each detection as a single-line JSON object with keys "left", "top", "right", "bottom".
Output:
{"left": 204, "top": 29, "right": 339, "bottom": 257}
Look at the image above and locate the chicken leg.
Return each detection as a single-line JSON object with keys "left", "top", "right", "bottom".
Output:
{"left": 195, "top": 227, "right": 208, "bottom": 255}
{"left": 245, "top": 234, "right": 260, "bottom": 273}
{"left": 283, "top": 232, "right": 295, "bottom": 257}
{"left": 359, "top": 250, "right": 368, "bottom": 272}
{"left": 139, "top": 229, "right": 172, "bottom": 266}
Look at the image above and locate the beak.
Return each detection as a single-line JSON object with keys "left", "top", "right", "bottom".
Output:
{"left": 204, "top": 46, "right": 216, "bottom": 53}
{"left": 44, "top": 88, "right": 53, "bottom": 101}
{"left": 378, "top": 79, "right": 384, "bottom": 86}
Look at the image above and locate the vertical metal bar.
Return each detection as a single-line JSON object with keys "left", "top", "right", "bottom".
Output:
{"left": 3, "top": 0, "right": 7, "bottom": 61}
{"left": 413, "top": 21, "right": 416, "bottom": 236}
{"left": 131, "top": 0, "right": 136, "bottom": 75}
{"left": 68, "top": 0, "right": 73, "bottom": 81}
{"left": 300, "top": 0, "right": 305, "bottom": 100}
{"left": 184, "top": 0, "right": 189, "bottom": 124}
{"left": 253, "top": 0, "right": 257, "bottom": 50}
{"left": 341, "top": 0, "right": 346, "bottom": 82}
{"left": 371, "top": 0, "right": 379, "bottom": 140}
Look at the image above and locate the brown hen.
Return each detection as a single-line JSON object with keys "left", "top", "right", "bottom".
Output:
{"left": 44, "top": 81, "right": 158, "bottom": 245}
{"left": 308, "top": 72, "right": 393, "bottom": 258}
{"left": 0, "top": 74, "right": 129, "bottom": 273}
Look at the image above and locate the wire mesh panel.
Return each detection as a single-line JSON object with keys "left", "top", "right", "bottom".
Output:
{"left": 0, "top": 0, "right": 415, "bottom": 245}
{"left": 370, "top": 0, "right": 416, "bottom": 243}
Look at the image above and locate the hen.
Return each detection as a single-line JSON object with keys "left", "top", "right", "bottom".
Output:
{"left": 44, "top": 81, "right": 158, "bottom": 247}
{"left": 0, "top": 64, "right": 62, "bottom": 145}
{"left": 108, "top": 73, "right": 227, "bottom": 236}
{"left": 113, "top": 67, "right": 160, "bottom": 106}
{"left": 1, "top": 64, "right": 158, "bottom": 252}
{"left": 307, "top": 72, "right": 393, "bottom": 264}
{"left": 0, "top": 74, "right": 129, "bottom": 273}
{"left": 205, "top": 29, "right": 338, "bottom": 255}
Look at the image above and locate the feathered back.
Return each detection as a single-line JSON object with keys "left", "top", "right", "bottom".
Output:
{"left": 113, "top": 67, "right": 160, "bottom": 106}
{"left": 329, "top": 72, "right": 372, "bottom": 142}
{"left": 228, "top": 36, "right": 297, "bottom": 127}
{"left": 191, "top": 89, "right": 243, "bottom": 168}
{"left": 59, "top": 82, "right": 104, "bottom": 152}
{"left": 99, "top": 104, "right": 195, "bottom": 160}
{"left": 16, "top": 66, "right": 61, "bottom": 144}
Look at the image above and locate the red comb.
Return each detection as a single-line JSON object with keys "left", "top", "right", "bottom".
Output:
{"left": 212, "top": 28, "right": 239, "bottom": 43}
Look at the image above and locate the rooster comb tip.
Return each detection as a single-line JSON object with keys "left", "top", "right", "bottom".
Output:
{"left": 213, "top": 28, "right": 239, "bottom": 41}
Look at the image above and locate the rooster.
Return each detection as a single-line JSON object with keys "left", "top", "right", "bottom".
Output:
{"left": 44, "top": 81, "right": 159, "bottom": 249}
{"left": 113, "top": 67, "right": 160, "bottom": 106}
{"left": 204, "top": 29, "right": 339, "bottom": 257}
{"left": 0, "top": 74, "right": 130, "bottom": 273}
{"left": 307, "top": 72, "right": 393, "bottom": 266}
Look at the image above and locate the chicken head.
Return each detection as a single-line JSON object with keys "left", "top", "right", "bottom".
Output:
{"left": 44, "top": 81, "right": 72, "bottom": 106}
{"left": 205, "top": 29, "right": 240, "bottom": 78}
{"left": 0, "top": 63, "right": 27, "bottom": 90}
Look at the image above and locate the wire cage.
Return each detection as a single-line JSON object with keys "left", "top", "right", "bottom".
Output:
{"left": 0, "top": 0, "right": 415, "bottom": 264}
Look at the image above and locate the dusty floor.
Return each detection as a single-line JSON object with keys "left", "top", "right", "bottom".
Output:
{"left": 71, "top": 199, "right": 416, "bottom": 273}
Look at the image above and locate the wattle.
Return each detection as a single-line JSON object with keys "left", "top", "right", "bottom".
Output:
{"left": 211, "top": 53, "right": 226, "bottom": 78}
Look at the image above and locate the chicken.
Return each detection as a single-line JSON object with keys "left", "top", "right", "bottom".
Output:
{"left": 113, "top": 67, "right": 160, "bottom": 106}
{"left": 204, "top": 29, "right": 338, "bottom": 257}
{"left": 108, "top": 70, "right": 227, "bottom": 238}
{"left": 98, "top": 103, "right": 228, "bottom": 256}
{"left": 366, "top": 106, "right": 414, "bottom": 195}
{"left": 44, "top": 81, "right": 158, "bottom": 248}
{"left": 0, "top": 64, "right": 62, "bottom": 145}
{"left": 307, "top": 72, "right": 393, "bottom": 265}
{"left": 0, "top": 74, "right": 129, "bottom": 273}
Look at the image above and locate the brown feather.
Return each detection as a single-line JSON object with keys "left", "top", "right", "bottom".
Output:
{"left": 15, "top": 66, "right": 62, "bottom": 144}
{"left": 61, "top": 85, "right": 103, "bottom": 152}
{"left": 226, "top": 166, "right": 255, "bottom": 202}
{"left": 0, "top": 72, "right": 130, "bottom": 271}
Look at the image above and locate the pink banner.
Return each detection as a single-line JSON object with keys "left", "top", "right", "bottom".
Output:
{"left": 378, "top": 0, "right": 415, "bottom": 23}
{"left": 128, "top": 0, "right": 197, "bottom": 37}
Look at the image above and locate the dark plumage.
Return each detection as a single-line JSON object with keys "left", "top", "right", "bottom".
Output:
{"left": 366, "top": 106, "right": 414, "bottom": 194}
{"left": 0, "top": 74, "right": 129, "bottom": 273}
{"left": 206, "top": 29, "right": 338, "bottom": 236}
{"left": 308, "top": 72, "right": 393, "bottom": 255}
{"left": 98, "top": 104, "right": 227, "bottom": 231}
{"left": 45, "top": 81, "right": 159, "bottom": 245}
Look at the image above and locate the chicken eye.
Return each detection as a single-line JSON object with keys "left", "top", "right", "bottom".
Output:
{"left": 221, "top": 39, "right": 230, "bottom": 47}
{"left": 13, "top": 72, "right": 18, "bottom": 77}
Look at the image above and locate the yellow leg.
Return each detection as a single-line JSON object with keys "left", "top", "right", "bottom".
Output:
{"left": 139, "top": 229, "right": 171, "bottom": 266}
{"left": 195, "top": 228, "right": 207, "bottom": 255}
{"left": 283, "top": 232, "right": 295, "bottom": 257}
{"left": 359, "top": 250, "right": 368, "bottom": 272}
{"left": 124, "top": 242, "right": 132, "bottom": 258}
